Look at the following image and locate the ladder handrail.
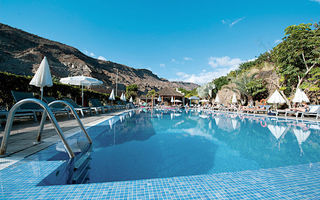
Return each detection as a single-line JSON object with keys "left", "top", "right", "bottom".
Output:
{"left": 37, "top": 100, "right": 92, "bottom": 144}
{"left": 0, "top": 98, "right": 75, "bottom": 158}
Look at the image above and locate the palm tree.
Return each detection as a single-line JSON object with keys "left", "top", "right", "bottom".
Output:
{"left": 225, "top": 72, "right": 267, "bottom": 105}
{"left": 147, "top": 89, "right": 157, "bottom": 108}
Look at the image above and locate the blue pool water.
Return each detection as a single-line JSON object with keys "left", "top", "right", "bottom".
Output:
{"left": 38, "top": 109, "right": 320, "bottom": 185}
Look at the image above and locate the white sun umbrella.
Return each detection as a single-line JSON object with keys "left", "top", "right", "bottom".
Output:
{"left": 292, "top": 88, "right": 310, "bottom": 103}
{"left": 120, "top": 93, "right": 126, "bottom": 101}
{"left": 109, "top": 89, "right": 115, "bottom": 101}
{"left": 267, "top": 90, "right": 286, "bottom": 109}
{"left": 171, "top": 96, "right": 174, "bottom": 103}
{"left": 29, "top": 56, "right": 53, "bottom": 100}
{"left": 267, "top": 124, "right": 287, "bottom": 140}
{"left": 189, "top": 96, "right": 200, "bottom": 100}
{"left": 232, "top": 93, "right": 237, "bottom": 104}
{"left": 215, "top": 94, "right": 220, "bottom": 104}
{"left": 174, "top": 99, "right": 182, "bottom": 103}
{"left": 267, "top": 90, "right": 286, "bottom": 104}
{"left": 60, "top": 75, "right": 103, "bottom": 106}
{"left": 129, "top": 96, "right": 133, "bottom": 103}
{"left": 199, "top": 99, "right": 209, "bottom": 102}
{"left": 157, "top": 96, "right": 161, "bottom": 102}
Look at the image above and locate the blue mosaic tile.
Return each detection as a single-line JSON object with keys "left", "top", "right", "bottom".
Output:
{"left": 2, "top": 161, "right": 320, "bottom": 199}
{"left": 1, "top": 113, "right": 320, "bottom": 199}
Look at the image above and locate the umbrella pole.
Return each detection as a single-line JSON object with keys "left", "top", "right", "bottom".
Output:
{"left": 40, "top": 87, "right": 43, "bottom": 101}
{"left": 81, "top": 84, "right": 84, "bottom": 107}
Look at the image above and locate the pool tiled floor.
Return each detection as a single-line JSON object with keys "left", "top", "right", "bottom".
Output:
{"left": 1, "top": 156, "right": 320, "bottom": 199}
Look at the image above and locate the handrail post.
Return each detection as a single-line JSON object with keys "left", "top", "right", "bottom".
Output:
{"left": 0, "top": 98, "right": 75, "bottom": 158}
{"left": 0, "top": 105, "right": 18, "bottom": 155}
{"left": 37, "top": 100, "right": 92, "bottom": 144}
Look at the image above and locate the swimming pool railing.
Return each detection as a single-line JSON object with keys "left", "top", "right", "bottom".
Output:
{"left": 37, "top": 100, "right": 92, "bottom": 144}
{"left": 0, "top": 98, "right": 92, "bottom": 158}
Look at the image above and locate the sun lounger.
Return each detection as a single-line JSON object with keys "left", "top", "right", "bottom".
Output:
{"left": 300, "top": 105, "right": 320, "bottom": 119}
{"left": 11, "top": 91, "right": 44, "bottom": 122}
{"left": 0, "top": 110, "right": 8, "bottom": 127}
{"left": 254, "top": 105, "right": 271, "bottom": 114}
{"left": 42, "top": 96, "right": 71, "bottom": 118}
{"left": 88, "top": 98, "right": 109, "bottom": 113}
{"left": 241, "top": 106, "right": 255, "bottom": 113}
{"left": 284, "top": 109, "right": 300, "bottom": 117}
{"left": 62, "top": 98, "right": 92, "bottom": 117}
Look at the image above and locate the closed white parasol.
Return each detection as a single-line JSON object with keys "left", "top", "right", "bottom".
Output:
{"left": 29, "top": 56, "right": 53, "bottom": 100}
{"left": 215, "top": 94, "right": 220, "bottom": 103}
{"left": 60, "top": 75, "right": 103, "bottom": 106}
{"left": 129, "top": 96, "right": 133, "bottom": 103}
{"left": 109, "top": 89, "right": 115, "bottom": 101}
{"left": 120, "top": 93, "right": 126, "bottom": 101}
{"left": 232, "top": 93, "right": 237, "bottom": 104}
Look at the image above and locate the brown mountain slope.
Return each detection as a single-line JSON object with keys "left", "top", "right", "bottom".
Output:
{"left": 0, "top": 23, "right": 198, "bottom": 94}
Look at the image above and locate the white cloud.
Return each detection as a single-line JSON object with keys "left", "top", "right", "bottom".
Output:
{"left": 171, "top": 58, "right": 176, "bottom": 62}
{"left": 160, "top": 64, "right": 166, "bottom": 67}
{"left": 174, "top": 68, "right": 235, "bottom": 85}
{"left": 274, "top": 39, "right": 282, "bottom": 44}
{"left": 247, "top": 58, "right": 257, "bottom": 62}
{"left": 230, "top": 17, "right": 245, "bottom": 27}
{"left": 83, "top": 50, "right": 97, "bottom": 58}
{"left": 184, "top": 57, "right": 193, "bottom": 61}
{"left": 98, "top": 56, "right": 107, "bottom": 61}
{"left": 221, "top": 19, "right": 227, "bottom": 24}
{"left": 173, "top": 56, "right": 251, "bottom": 85}
{"left": 311, "top": 0, "right": 320, "bottom": 3}
{"left": 208, "top": 56, "right": 244, "bottom": 69}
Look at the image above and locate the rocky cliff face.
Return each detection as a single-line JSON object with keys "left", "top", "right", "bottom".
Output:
{"left": 216, "top": 62, "right": 279, "bottom": 105}
{"left": 0, "top": 23, "right": 198, "bottom": 94}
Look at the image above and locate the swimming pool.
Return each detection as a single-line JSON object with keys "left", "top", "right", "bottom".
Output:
{"left": 34, "top": 108, "right": 320, "bottom": 185}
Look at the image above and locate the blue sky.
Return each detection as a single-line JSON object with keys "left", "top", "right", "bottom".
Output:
{"left": 0, "top": 0, "right": 319, "bottom": 85}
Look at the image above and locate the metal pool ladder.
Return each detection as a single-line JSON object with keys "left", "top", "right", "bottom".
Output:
{"left": 0, "top": 98, "right": 92, "bottom": 158}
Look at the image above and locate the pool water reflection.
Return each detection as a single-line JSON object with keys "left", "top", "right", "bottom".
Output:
{"left": 40, "top": 109, "right": 320, "bottom": 185}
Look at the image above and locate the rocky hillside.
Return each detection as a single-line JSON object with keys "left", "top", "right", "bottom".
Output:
{"left": 0, "top": 23, "right": 198, "bottom": 94}
{"left": 216, "top": 62, "right": 279, "bottom": 105}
